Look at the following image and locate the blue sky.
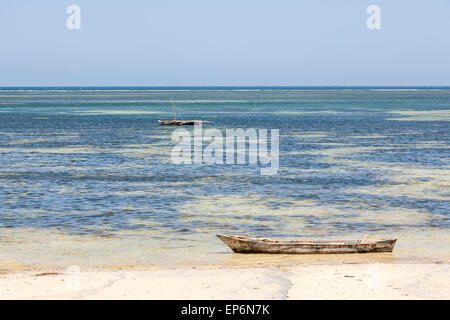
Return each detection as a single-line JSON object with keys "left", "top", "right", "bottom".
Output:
{"left": 0, "top": 0, "right": 449, "bottom": 86}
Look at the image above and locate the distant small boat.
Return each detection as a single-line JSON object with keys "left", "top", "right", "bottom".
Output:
{"left": 158, "top": 120, "right": 210, "bottom": 126}
{"left": 217, "top": 234, "right": 397, "bottom": 254}
{"left": 158, "top": 98, "right": 211, "bottom": 126}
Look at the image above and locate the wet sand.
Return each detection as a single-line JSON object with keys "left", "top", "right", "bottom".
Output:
{"left": 1, "top": 263, "right": 448, "bottom": 299}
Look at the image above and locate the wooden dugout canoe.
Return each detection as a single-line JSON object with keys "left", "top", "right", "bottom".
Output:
{"left": 216, "top": 234, "right": 397, "bottom": 254}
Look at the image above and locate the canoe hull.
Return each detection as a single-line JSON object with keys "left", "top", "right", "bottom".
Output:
{"left": 217, "top": 235, "right": 397, "bottom": 254}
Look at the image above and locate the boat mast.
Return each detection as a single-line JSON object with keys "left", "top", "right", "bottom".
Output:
{"left": 170, "top": 97, "right": 176, "bottom": 121}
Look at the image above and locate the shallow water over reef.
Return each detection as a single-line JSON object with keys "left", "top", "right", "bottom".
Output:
{"left": 0, "top": 87, "right": 449, "bottom": 270}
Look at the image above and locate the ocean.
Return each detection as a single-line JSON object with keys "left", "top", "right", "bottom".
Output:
{"left": 0, "top": 87, "right": 449, "bottom": 270}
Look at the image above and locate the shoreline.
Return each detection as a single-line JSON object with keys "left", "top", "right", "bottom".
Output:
{"left": 1, "top": 252, "right": 448, "bottom": 275}
{"left": 1, "top": 261, "right": 448, "bottom": 299}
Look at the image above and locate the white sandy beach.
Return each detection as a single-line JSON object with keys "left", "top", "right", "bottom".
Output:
{"left": 1, "top": 263, "right": 448, "bottom": 300}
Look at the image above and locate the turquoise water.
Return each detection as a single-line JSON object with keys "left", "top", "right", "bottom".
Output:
{"left": 0, "top": 87, "right": 449, "bottom": 269}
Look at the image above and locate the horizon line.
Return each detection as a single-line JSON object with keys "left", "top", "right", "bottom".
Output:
{"left": 1, "top": 85, "right": 450, "bottom": 88}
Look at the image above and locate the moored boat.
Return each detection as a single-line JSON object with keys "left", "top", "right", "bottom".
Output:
{"left": 158, "top": 120, "right": 210, "bottom": 126}
{"left": 158, "top": 98, "right": 211, "bottom": 126}
{"left": 217, "top": 234, "right": 397, "bottom": 254}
